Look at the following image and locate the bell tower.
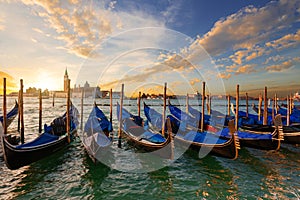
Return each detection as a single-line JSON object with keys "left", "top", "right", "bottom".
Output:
{"left": 64, "top": 68, "right": 69, "bottom": 92}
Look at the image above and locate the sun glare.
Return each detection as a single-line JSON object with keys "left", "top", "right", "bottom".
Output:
{"left": 35, "top": 72, "right": 57, "bottom": 91}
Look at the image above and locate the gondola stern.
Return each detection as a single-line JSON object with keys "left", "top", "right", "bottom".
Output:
{"left": 274, "top": 114, "right": 284, "bottom": 151}
{"left": 228, "top": 120, "right": 240, "bottom": 160}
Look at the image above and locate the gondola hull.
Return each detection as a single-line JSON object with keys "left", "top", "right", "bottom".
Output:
{"left": 82, "top": 103, "right": 113, "bottom": 163}
{"left": 173, "top": 133, "right": 239, "bottom": 159}
{"left": 241, "top": 124, "right": 300, "bottom": 144}
{"left": 283, "top": 133, "right": 300, "bottom": 144}
{"left": 239, "top": 137, "right": 280, "bottom": 150}
{"left": 237, "top": 120, "right": 283, "bottom": 150}
{"left": 121, "top": 128, "right": 172, "bottom": 159}
{"left": 144, "top": 103, "right": 240, "bottom": 159}
{"left": 82, "top": 133, "right": 112, "bottom": 163}
{"left": 1, "top": 132, "right": 75, "bottom": 170}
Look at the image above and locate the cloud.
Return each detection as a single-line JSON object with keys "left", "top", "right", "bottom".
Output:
{"left": 265, "top": 60, "right": 294, "bottom": 72}
{"left": 162, "top": 0, "right": 184, "bottom": 25}
{"left": 265, "top": 29, "right": 300, "bottom": 50}
{"left": 217, "top": 72, "right": 231, "bottom": 80}
{"left": 235, "top": 64, "right": 257, "bottom": 75}
{"left": 196, "top": 0, "right": 300, "bottom": 56}
{"left": 293, "top": 56, "right": 300, "bottom": 63}
{"left": 264, "top": 55, "right": 285, "bottom": 64}
{"left": 229, "top": 50, "right": 248, "bottom": 65}
{"left": 225, "top": 64, "right": 238, "bottom": 73}
{"left": 19, "top": 0, "right": 165, "bottom": 58}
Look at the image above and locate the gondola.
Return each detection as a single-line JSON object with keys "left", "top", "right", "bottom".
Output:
{"left": 1, "top": 104, "right": 79, "bottom": 170}
{"left": 232, "top": 104, "right": 299, "bottom": 144}
{"left": 168, "top": 103, "right": 283, "bottom": 150}
{"left": 0, "top": 100, "right": 18, "bottom": 127}
{"left": 144, "top": 103, "right": 240, "bottom": 159}
{"left": 240, "top": 123, "right": 300, "bottom": 144}
{"left": 82, "top": 102, "right": 113, "bottom": 163}
{"left": 117, "top": 103, "right": 172, "bottom": 159}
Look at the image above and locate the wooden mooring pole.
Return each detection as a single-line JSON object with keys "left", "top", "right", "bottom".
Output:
{"left": 235, "top": 84, "right": 239, "bottom": 131}
{"left": 263, "top": 87, "right": 268, "bottom": 125}
{"left": 227, "top": 95, "right": 231, "bottom": 116}
{"left": 200, "top": 82, "right": 205, "bottom": 132}
{"left": 138, "top": 91, "right": 141, "bottom": 117}
{"left": 80, "top": 89, "right": 84, "bottom": 131}
{"left": 39, "top": 89, "right": 42, "bottom": 133}
{"left": 109, "top": 88, "right": 113, "bottom": 140}
{"left": 287, "top": 95, "right": 290, "bottom": 126}
{"left": 246, "top": 92, "right": 248, "bottom": 118}
{"left": 52, "top": 92, "right": 55, "bottom": 107}
{"left": 3, "top": 78, "right": 7, "bottom": 135}
{"left": 186, "top": 93, "right": 189, "bottom": 114}
{"left": 118, "top": 84, "right": 124, "bottom": 148}
{"left": 258, "top": 94, "right": 262, "bottom": 121}
{"left": 162, "top": 83, "right": 167, "bottom": 137}
{"left": 67, "top": 79, "right": 71, "bottom": 143}
{"left": 20, "top": 79, "right": 24, "bottom": 144}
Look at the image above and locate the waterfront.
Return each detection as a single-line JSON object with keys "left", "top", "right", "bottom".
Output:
{"left": 0, "top": 97, "right": 300, "bottom": 199}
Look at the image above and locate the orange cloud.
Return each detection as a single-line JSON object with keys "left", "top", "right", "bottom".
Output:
{"left": 266, "top": 29, "right": 300, "bottom": 50}
{"left": 21, "top": 0, "right": 114, "bottom": 58}
{"left": 235, "top": 64, "right": 257, "bottom": 75}
{"left": 0, "top": 71, "right": 18, "bottom": 95}
{"left": 218, "top": 72, "right": 231, "bottom": 79}
{"left": 265, "top": 60, "right": 294, "bottom": 72}
{"left": 196, "top": 0, "right": 300, "bottom": 56}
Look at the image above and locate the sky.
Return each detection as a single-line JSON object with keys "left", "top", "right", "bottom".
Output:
{"left": 0, "top": 0, "right": 300, "bottom": 97}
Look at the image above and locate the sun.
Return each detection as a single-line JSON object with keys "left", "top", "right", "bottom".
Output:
{"left": 35, "top": 72, "right": 58, "bottom": 91}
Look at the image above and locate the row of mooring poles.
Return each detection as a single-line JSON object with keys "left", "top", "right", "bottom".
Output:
{"left": 233, "top": 85, "right": 270, "bottom": 130}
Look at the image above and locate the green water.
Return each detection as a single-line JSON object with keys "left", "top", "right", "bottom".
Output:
{"left": 0, "top": 97, "right": 299, "bottom": 199}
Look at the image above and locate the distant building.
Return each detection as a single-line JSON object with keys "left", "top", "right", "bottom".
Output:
{"left": 49, "top": 68, "right": 69, "bottom": 98}
{"left": 47, "top": 68, "right": 108, "bottom": 98}
{"left": 64, "top": 68, "right": 69, "bottom": 92}
{"left": 72, "top": 81, "right": 102, "bottom": 98}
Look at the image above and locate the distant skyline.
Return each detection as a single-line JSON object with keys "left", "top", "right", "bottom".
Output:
{"left": 0, "top": 0, "right": 300, "bottom": 97}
